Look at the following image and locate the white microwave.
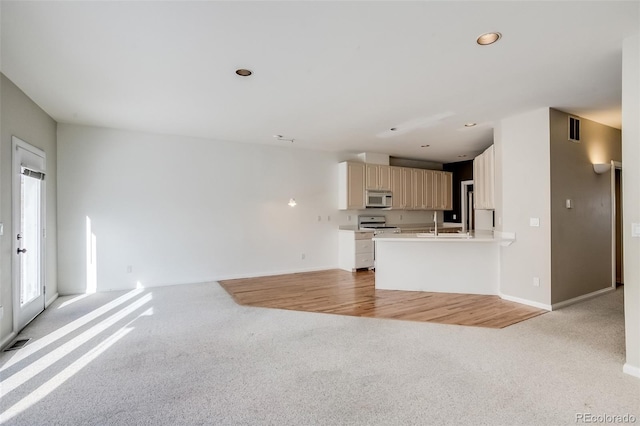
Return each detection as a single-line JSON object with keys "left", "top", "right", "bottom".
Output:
{"left": 366, "top": 190, "right": 392, "bottom": 208}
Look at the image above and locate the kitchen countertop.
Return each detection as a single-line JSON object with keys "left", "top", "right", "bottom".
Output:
{"left": 374, "top": 230, "right": 515, "bottom": 246}
{"left": 338, "top": 226, "right": 373, "bottom": 232}
{"left": 339, "top": 222, "right": 463, "bottom": 232}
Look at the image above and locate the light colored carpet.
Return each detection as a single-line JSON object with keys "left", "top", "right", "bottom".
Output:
{"left": 0, "top": 283, "right": 638, "bottom": 425}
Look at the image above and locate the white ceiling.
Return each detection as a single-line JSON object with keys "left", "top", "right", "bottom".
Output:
{"left": 1, "top": 1, "right": 638, "bottom": 163}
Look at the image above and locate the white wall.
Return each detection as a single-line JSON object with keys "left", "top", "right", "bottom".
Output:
{"left": 495, "top": 108, "right": 551, "bottom": 307}
{"left": 622, "top": 34, "right": 640, "bottom": 378}
{"left": 0, "top": 74, "right": 58, "bottom": 345}
{"left": 57, "top": 124, "right": 353, "bottom": 294}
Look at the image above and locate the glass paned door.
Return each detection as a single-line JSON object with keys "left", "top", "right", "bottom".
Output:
{"left": 13, "top": 136, "right": 46, "bottom": 332}
{"left": 19, "top": 172, "right": 43, "bottom": 306}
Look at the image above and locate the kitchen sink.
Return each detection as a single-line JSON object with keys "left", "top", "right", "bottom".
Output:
{"left": 415, "top": 232, "right": 471, "bottom": 239}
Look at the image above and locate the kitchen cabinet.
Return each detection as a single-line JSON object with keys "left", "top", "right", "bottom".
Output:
{"left": 365, "top": 164, "right": 391, "bottom": 190}
{"left": 338, "top": 230, "right": 375, "bottom": 271}
{"left": 412, "top": 169, "right": 425, "bottom": 209}
{"left": 339, "top": 162, "right": 453, "bottom": 211}
{"left": 401, "top": 167, "right": 414, "bottom": 209}
{"left": 424, "top": 170, "right": 435, "bottom": 209}
{"left": 338, "top": 162, "right": 366, "bottom": 210}
{"left": 474, "top": 145, "right": 495, "bottom": 210}
{"left": 431, "top": 171, "right": 453, "bottom": 211}
{"left": 390, "top": 166, "right": 404, "bottom": 209}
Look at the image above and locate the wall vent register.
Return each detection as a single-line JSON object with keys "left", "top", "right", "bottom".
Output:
{"left": 569, "top": 116, "right": 580, "bottom": 142}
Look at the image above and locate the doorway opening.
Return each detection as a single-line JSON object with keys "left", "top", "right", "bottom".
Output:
{"left": 612, "top": 161, "right": 623, "bottom": 287}
{"left": 12, "top": 136, "right": 47, "bottom": 332}
{"left": 461, "top": 180, "right": 474, "bottom": 232}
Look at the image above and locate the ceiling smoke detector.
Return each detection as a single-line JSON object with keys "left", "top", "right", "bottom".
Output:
{"left": 476, "top": 32, "right": 502, "bottom": 46}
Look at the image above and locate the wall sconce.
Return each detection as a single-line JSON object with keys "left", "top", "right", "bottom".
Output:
{"left": 288, "top": 198, "right": 297, "bottom": 207}
{"left": 593, "top": 163, "right": 611, "bottom": 174}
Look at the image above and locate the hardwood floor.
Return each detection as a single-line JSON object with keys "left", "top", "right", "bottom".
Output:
{"left": 219, "top": 269, "right": 546, "bottom": 328}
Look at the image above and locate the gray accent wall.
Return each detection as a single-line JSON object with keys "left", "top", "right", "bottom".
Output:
{"left": 549, "top": 109, "right": 621, "bottom": 304}
{"left": 0, "top": 74, "right": 58, "bottom": 345}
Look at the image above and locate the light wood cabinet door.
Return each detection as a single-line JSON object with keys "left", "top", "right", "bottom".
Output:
{"left": 433, "top": 171, "right": 444, "bottom": 209}
{"left": 473, "top": 146, "right": 495, "bottom": 210}
{"left": 347, "top": 162, "right": 366, "bottom": 209}
{"left": 391, "top": 166, "right": 404, "bottom": 209}
{"left": 338, "top": 162, "right": 365, "bottom": 210}
{"left": 366, "top": 164, "right": 392, "bottom": 190}
{"left": 402, "top": 168, "right": 414, "bottom": 209}
{"left": 484, "top": 145, "right": 495, "bottom": 209}
{"left": 424, "top": 170, "right": 435, "bottom": 210}
{"left": 473, "top": 155, "right": 485, "bottom": 209}
{"left": 412, "top": 169, "right": 425, "bottom": 209}
{"left": 365, "top": 164, "right": 379, "bottom": 190}
{"left": 442, "top": 171, "right": 453, "bottom": 210}
{"left": 378, "top": 165, "right": 392, "bottom": 190}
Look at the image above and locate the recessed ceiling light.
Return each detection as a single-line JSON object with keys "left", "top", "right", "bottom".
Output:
{"left": 235, "top": 68, "right": 252, "bottom": 77}
{"left": 464, "top": 122, "right": 477, "bottom": 127}
{"left": 420, "top": 144, "right": 430, "bottom": 148}
{"left": 476, "top": 32, "right": 502, "bottom": 46}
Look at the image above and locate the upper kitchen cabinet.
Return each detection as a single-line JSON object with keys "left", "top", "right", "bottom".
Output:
{"left": 390, "top": 166, "right": 404, "bottom": 209}
{"left": 365, "top": 164, "right": 391, "bottom": 191}
{"left": 432, "top": 171, "right": 453, "bottom": 210}
{"left": 412, "top": 169, "right": 426, "bottom": 209}
{"left": 338, "top": 162, "right": 366, "bottom": 210}
{"left": 424, "top": 169, "right": 436, "bottom": 209}
{"left": 401, "top": 167, "right": 414, "bottom": 209}
{"left": 473, "top": 145, "right": 495, "bottom": 210}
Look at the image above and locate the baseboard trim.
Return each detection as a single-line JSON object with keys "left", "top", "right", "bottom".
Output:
{"left": 623, "top": 363, "right": 640, "bottom": 379}
{"left": 551, "top": 287, "right": 615, "bottom": 310}
{"left": 213, "top": 265, "right": 338, "bottom": 282}
{"left": 45, "top": 293, "right": 59, "bottom": 309}
{"left": 500, "top": 293, "right": 552, "bottom": 311}
{"left": 0, "top": 331, "right": 18, "bottom": 352}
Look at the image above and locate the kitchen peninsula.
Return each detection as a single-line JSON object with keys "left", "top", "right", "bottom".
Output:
{"left": 373, "top": 231, "right": 514, "bottom": 295}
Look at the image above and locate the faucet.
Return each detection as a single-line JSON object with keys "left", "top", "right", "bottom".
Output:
{"left": 433, "top": 211, "right": 438, "bottom": 236}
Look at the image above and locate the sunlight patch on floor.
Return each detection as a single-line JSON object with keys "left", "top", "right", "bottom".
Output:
{"left": 0, "top": 294, "right": 152, "bottom": 397}
{"left": 1, "top": 289, "right": 145, "bottom": 372}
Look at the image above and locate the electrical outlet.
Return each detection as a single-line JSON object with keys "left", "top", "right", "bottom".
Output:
{"left": 533, "top": 277, "right": 540, "bottom": 287}
{"left": 400, "top": 214, "right": 403, "bottom": 220}
{"left": 127, "top": 265, "right": 133, "bottom": 273}
{"left": 317, "top": 216, "right": 321, "bottom": 222}
{"left": 327, "top": 216, "right": 331, "bottom": 222}
{"left": 348, "top": 215, "right": 351, "bottom": 221}
{"left": 529, "top": 218, "right": 540, "bottom": 227}
{"left": 453, "top": 214, "right": 457, "bottom": 220}
{"left": 0, "top": 305, "right": 3, "bottom": 320}
{"left": 301, "top": 253, "right": 306, "bottom": 260}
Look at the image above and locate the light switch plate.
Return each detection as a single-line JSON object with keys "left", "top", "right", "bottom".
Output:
{"left": 565, "top": 199, "right": 572, "bottom": 209}
{"left": 529, "top": 218, "right": 540, "bottom": 227}
{"left": 632, "top": 223, "right": 640, "bottom": 238}
{"left": 0, "top": 223, "right": 3, "bottom": 235}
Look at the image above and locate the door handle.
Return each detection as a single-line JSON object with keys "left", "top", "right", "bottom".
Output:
{"left": 17, "top": 248, "right": 27, "bottom": 254}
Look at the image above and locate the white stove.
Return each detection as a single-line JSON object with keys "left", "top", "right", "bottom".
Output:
{"left": 358, "top": 215, "right": 400, "bottom": 235}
